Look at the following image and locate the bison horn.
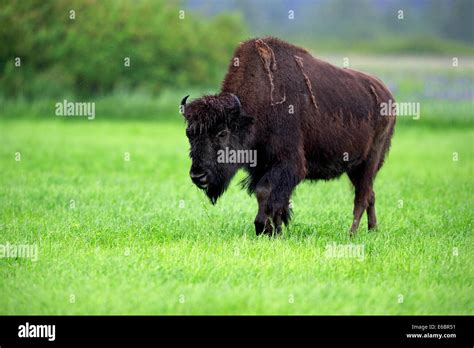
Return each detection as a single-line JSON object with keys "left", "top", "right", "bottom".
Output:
{"left": 180, "top": 95, "right": 189, "bottom": 115}
{"left": 229, "top": 93, "right": 241, "bottom": 114}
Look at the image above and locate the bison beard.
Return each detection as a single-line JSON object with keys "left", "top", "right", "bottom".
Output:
{"left": 181, "top": 37, "right": 396, "bottom": 236}
{"left": 205, "top": 163, "right": 236, "bottom": 205}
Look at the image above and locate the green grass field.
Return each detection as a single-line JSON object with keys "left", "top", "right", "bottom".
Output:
{"left": 0, "top": 117, "right": 472, "bottom": 314}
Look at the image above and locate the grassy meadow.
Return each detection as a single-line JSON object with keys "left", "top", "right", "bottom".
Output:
{"left": 0, "top": 56, "right": 473, "bottom": 315}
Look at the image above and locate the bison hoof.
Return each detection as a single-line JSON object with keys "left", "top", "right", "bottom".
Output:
{"left": 254, "top": 220, "right": 265, "bottom": 235}
{"left": 263, "top": 219, "right": 273, "bottom": 236}
{"left": 255, "top": 219, "right": 274, "bottom": 236}
{"left": 274, "top": 225, "right": 282, "bottom": 236}
{"left": 368, "top": 223, "right": 378, "bottom": 231}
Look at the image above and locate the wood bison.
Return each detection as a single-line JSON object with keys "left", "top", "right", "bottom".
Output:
{"left": 180, "top": 37, "right": 396, "bottom": 236}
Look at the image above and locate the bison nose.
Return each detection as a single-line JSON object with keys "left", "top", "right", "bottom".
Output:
{"left": 190, "top": 170, "right": 208, "bottom": 187}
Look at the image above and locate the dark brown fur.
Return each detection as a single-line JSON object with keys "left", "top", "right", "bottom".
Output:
{"left": 183, "top": 37, "right": 396, "bottom": 236}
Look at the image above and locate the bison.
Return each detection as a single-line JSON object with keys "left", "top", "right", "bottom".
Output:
{"left": 180, "top": 37, "right": 396, "bottom": 236}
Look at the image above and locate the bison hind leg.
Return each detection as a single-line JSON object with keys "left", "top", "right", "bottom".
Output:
{"left": 367, "top": 189, "right": 377, "bottom": 230}
{"left": 348, "top": 161, "right": 380, "bottom": 236}
{"left": 282, "top": 203, "right": 293, "bottom": 226}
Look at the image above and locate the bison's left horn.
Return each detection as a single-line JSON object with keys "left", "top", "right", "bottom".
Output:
{"left": 180, "top": 95, "right": 189, "bottom": 115}
{"left": 230, "top": 93, "right": 241, "bottom": 114}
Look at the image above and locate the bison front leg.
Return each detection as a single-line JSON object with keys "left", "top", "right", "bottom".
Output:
{"left": 255, "top": 164, "right": 301, "bottom": 236}
{"left": 254, "top": 185, "right": 273, "bottom": 235}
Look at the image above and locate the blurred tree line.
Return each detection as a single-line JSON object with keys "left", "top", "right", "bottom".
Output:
{"left": 1, "top": 0, "right": 472, "bottom": 101}
{"left": 0, "top": 0, "right": 246, "bottom": 99}
{"left": 189, "top": 0, "right": 474, "bottom": 51}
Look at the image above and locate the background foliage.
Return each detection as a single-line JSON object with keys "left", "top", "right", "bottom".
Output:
{"left": 0, "top": 0, "right": 245, "bottom": 99}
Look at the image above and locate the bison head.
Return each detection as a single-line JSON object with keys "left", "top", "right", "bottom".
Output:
{"left": 180, "top": 93, "right": 254, "bottom": 204}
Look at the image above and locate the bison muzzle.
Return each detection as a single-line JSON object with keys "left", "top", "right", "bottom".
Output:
{"left": 180, "top": 37, "right": 396, "bottom": 236}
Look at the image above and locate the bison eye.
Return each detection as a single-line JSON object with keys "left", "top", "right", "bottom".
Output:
{"left": 216, "top": 129, "right": 229, "bottom": 139}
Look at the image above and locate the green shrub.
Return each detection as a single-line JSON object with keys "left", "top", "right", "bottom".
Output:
{"left": 0, "top": 0, "right": 246, "bottom": 99}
